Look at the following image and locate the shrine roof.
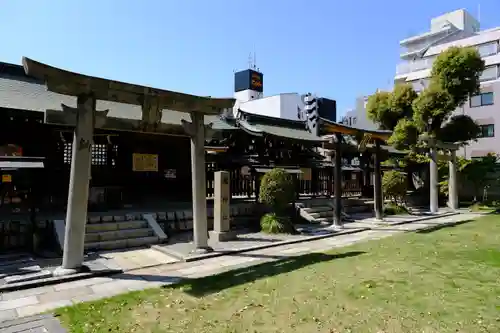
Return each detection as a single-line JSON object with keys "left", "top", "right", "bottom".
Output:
{"left": 0, "top": 61, "right": 236, "bottom": 131}
{"left": 21, "top": 57, "right": 235, "bottom": 115}
{"left": 320, "top": 117, "right": 392, "bottom": 140}
{"left": 236, "top": 110, "right": 326, "bottom": 142}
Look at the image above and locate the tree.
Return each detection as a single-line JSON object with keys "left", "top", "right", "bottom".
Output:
{"left": 258, "top": 168, "right": 296, "bottom": 233}
{"left": 367, "top": 47, "right": 484, "bottom": 196}
{"left": 461, "top": 153, "right": 500, "bottom": 201}
{"left": 382, "top": 170, "right": 408, "bottom": 205}
{"left": 367, "top": 46, "right": 484, "bottom": 151}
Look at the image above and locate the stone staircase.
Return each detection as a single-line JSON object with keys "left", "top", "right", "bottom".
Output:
{"left": 296, "top": 198, "right": 373, "bottom": 224}
{"left": 54, "top": 215, "right": 168, "bottom": 252}
{"left": 0, "top": 253, "right": 52, "bottom": 285}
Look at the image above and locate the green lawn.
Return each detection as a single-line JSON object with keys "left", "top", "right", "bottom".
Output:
{"left": 57, "top": 215, "right": 500, "bottom": 333}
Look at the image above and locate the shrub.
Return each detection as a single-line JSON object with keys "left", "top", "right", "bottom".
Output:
{"left": 260, "top": 213, "right": 295, "bottom": 234}
{"left": 258, "top": 168, "right": 296, "bottom": 234}
{"left": 382, "top": 170, "right": 408, "bottom": 205}
{"left": 258, "top": 168, "right": 295, "bottom": 211}
{"left": 383, "top": 202, "right": 409, "bottom": 216}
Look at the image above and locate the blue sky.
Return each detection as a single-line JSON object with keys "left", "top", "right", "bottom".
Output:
{"left": 1, "top": 0, "right": 499, "bottom": 118}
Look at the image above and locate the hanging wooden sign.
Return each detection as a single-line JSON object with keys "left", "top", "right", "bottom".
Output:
{"left": 132, "top": 153, "right": 158, "bottom": 172}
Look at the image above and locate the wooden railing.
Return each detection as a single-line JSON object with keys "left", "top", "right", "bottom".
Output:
{"left": 206, "top": 165, "right": 362, "bottom": 199}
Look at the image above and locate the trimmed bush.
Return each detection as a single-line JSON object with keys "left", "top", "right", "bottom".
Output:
{"left": 258, "top": 168, "right": 296, "bottom": 234}
{"left": 259, "top": 168, "right": 295, "bottom": 212}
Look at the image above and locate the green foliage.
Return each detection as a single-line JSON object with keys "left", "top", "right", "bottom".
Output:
{"left": 431, "top": 47, "right": 485, "bottom": 106}
{"left": 412, "top": 84, "right": 454, "bottom": 134}
{"left": 258, "top": 168, "right": 295, "bottom": 211}
{"left": 260, "top": 213, "right": 295, "bottom": 234}
{"left": 438, "top": 115, "right": 480, "bottom": 144}
{"left": 366, "top": 46, "right": 483, "bottom": 169}
{"left": 461, "top": 153, "right": 500, "bottom": 199}
{"left": 383, "top": 202, "right": 409, "bottom": 216}
{"left": 390, "top": 84, "right": 418, "bottom": 119}
{"left": 366, "top": 91, "right": 397, "bottom": 130}
{"left": 387, "top": 118, "right": 419, "bottom": 150}
{"left": 382, "top": 170, "right": 408, "bottom": 204}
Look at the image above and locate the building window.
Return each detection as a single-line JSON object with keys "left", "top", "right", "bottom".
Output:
{"left": 479, "top": 66, "right": 498, "bottom": 82}
{"left": 63, "top": 142, "right": 72, "bottom": 164}
{"left": 63, "top": 142, "right": 118, "bottom": 165}
{"left": 478, "top": 124, "right": 495, "bottom": 138}
{"left": 477, "top": 42, "right": 498, "bottom": 57}
{"left": 91, "top": 144, "right": 107, "bottom": 166}
{"left": 470, "top": 92, "right": 494, "bottom": 107}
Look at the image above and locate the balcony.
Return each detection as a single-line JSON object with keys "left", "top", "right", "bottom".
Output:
{"left": 396, "top": 57, "right": 436, "bottom": 75}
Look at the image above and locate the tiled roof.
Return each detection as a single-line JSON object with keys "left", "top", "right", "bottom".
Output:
{"left": 0, "top": 62, "right": 233, "bottom": 130}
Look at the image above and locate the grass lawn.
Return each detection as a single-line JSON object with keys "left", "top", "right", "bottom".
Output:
{"left": 57, "top": 215, "right": 500, "bottom": 333}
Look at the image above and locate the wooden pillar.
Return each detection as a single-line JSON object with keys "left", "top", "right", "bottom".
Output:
{"left": 333, "top": 133, "right": 342, "bottom": 227}
{"left": 373, "top": 140, "right": 383, "bottom": 220}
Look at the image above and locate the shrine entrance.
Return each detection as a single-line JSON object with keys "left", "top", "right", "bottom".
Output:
{"left": 22, "top": 57, "right": 235, "bottom": 275}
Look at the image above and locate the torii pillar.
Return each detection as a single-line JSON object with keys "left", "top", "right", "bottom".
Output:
{"left": 54, "top": 94, "right": 108, "bottom": 276}
{"left": 182, "top": 112, "right": 213, "bottom": 253}
{"left": 333, "top": 132, "right": 343, "bottom": 228}
{"left": 373, "top": 139, "right": 383, "bottom": 220}
{"left": 448, "top": 149, "right": 459, "bottom": 211}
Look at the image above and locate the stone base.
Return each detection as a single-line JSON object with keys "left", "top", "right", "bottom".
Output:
{"left": 189, "top": 246, "right": 214, "bottom": 255}
{"left": 52, "top": 265, "right": 90, "bottom": 277}
{"left": 325, "top": 224, "right": 344, "bottom": 231}
{"left": 209, "top": 230, "right": 238, "bottom": 242}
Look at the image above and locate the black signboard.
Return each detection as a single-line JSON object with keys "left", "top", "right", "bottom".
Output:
{"left": 234, "top": 69, "right": 264, "bottom": 93}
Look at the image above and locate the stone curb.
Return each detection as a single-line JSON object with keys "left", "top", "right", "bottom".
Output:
{"left": 376, "top": 211, "right": 460, "bottom": 227}
{"left": 152, "top": 211, "right": 461, "bottom": 263}
{"left": 153, "top": 227, "right": 371, "bottom": 262}
{"left": 0, "top": 268, "right": 122, "bottom": 293}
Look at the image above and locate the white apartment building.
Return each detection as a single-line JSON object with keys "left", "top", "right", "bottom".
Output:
{"left": 395, "top": 9, "right": 500, "bottom": 159}
{"left": 341, "top": 96, "right": 378, "bottom": 130}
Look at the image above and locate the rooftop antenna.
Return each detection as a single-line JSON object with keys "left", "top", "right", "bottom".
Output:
{"left": 477, "top": 4, "right": 481, "bottom": 23}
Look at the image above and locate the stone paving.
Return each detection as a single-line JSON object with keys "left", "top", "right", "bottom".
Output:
{"left": 152, "top": 208, "right": 457, "bottom": 261}
{"left": 0, "top": 212, "right": 482, "bottom": 329}
{"left": 0, "top": 314, "right": 67, "bottom": 333}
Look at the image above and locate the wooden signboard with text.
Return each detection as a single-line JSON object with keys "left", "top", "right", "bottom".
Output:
{"left": 132, "top": 153, "right": 158, "bottom": 172}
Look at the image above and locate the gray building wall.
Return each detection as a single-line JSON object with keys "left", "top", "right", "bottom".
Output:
{"left": 456, "top": 80, "right": 500, "bottom": 159}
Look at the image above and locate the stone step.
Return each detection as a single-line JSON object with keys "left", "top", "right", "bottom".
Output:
{"left": 0, "top": 265, "right": 41, "bottom": 279}
{"left": 4, "top": 270, "right": 53, "bottom": 284}
{"left": 302, "top": 206, "right": 332, "bottom": 214}
{"left": 0, "top": 253, "right": 32, "bottom": 263}
{"left": 84, "top": 236, "right": 160, "bottom": 251}
{"left": 0, "top": 257, "right": 34, "bottom": 268}
{"left": 85, "top": 228, "right": 153, "bottom": 243}
{"left": 85, "top": 220, "right": 148, "bottom": 233}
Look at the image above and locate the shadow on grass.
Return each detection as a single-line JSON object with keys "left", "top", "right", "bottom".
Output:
{"left": 415, "top": 219, "right": 473, "bottom": 234}
{"left": 165, "top": 251, "right": 365, "bottom": 297}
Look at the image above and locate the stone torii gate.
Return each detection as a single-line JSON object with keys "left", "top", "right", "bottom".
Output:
{"left": 22, "top": 57, "right": 235, "bottom": 276}
{"left": 419, "top": 134, "right": 459, "bottom": 213}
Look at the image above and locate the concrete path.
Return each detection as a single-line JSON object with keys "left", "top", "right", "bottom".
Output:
{"left": 0, "top": 314, "right": 67, "bottom": 333}
{"left": 0, "top": 212, "right": 482, "bottom": 329}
